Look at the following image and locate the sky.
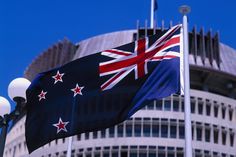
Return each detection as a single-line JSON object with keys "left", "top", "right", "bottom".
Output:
{"left": 0, "top": 0, "right": 236, "bottom": 110}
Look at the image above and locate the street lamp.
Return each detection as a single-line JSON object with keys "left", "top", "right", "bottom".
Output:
{"left": 0, "top": 78, "right": 31, "bottom": 157}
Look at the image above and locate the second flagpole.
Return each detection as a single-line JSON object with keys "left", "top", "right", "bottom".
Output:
{"left": 179, "top": 5, "right": 193, "bottom": 157}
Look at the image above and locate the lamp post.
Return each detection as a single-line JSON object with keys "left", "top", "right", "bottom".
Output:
{"left": 0, "top": 78, "right": 31, "bottom": 157}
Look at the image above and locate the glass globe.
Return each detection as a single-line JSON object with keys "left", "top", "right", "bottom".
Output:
{"left": 0, "top": 96, "right": 11, "bottom": 117}
{"left": 8, "top": 78, "right": 31, "bottom": 101}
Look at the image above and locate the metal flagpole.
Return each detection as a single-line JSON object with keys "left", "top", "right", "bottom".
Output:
{"left": 150, "top": 0, "right": 154, "bottom": 28}
{"left": 66, "top": 136, "right": 72, "bottom": 157}
{"left": 179, "top": 5, "right": 192, "bottom": 157}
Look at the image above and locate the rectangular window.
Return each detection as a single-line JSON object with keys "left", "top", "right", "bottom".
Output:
{"left": 205, "top": 128, "right": 210, "bottom": 142}
{"left": 103, "top": 152, "right": 109, "bottom": 157}
{"left": 147, "top": 102, "right": 154, "bottom": 110}
{"left": 143, "top": 123, "right": 151, "bottom": 137}
{"left": 148, "top": 152, "right": 156, "bottom": 157}
{"left": 214, "top": 105, "right": 218, "bottom": 117}
{"left": 112, "top": 152, "right": 118, "bottom": 157}
{"left": 222, "top": 107, "right": 226, "bottom": 119}
{"left": 170, "top": 125, "right": 177, "bottom": 138}
{"left": 213, "top": 129, "right": 218, "bottom": 144}
{"left": 164, "top": 100, "right": 171, "bottom": 111}
{"left": 196, "top": 127, "right": 202, "bottom": 141}
{"left": 93, "top": 132, "right": 97, "bottom": 139}
{"left": 191, "top": 100, "right": 195, "bottom": 113}
{"left": 161, "top": 123, "right": 168, "bottom": 138}
{"left": 130, "top": 152, "right": 138, "bottom": 157}
{"left": 179, "top": 125, "right": 185, "bottom": 139}
{"left": 156, "top": 100, "right": 162, "bottom": 110}
{"left": 177, "top": 152, "right": 184, "bottom": 157}
{"left": 206, "top": 104, "right": 211, "bottom": 116}
{"left": 222, "top": 131, "right": 226, "bottom": 145}
{"left": 229, "top": 109, "right": 233, "bottom": 121}
{"left": 181, "top": 101, "right": 184, "bottom": 112}
{"left": 173, "top": 100, "right": 179, "bottom": 112}
{"left": 85, "top": 132, "right": 90, "bottom": 139}
{"left": 118, "top": 124, "right": 123, "bottom": 137}
{"left": 134, "top": 124, "right": 141, "bottom": 137}
{"left": 152, "top": 123, "right": 159, "bottom": 137}
{"left": 230, "top": 133, "right": 234, "bottom": 147}
{"left": 109, "top": 127, "right": 115, "bottom": 137}
{"left": 101, "top": 129, "right": 106, "bottom": 138}
{"left": 126, "top": 124, "right": 132, "bottom": 137}
{"left": 198, "top": 102, "right": 203, "bottom": 115}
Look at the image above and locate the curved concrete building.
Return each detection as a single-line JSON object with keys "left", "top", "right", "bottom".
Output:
{"left": 3, "top": 24, "right": 236, "bottom": 157}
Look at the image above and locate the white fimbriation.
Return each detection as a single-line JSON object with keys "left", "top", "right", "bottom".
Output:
{"left": 182, "top": 9, "right": 193, "bottom": 157}
{"left": 150, "top": 0, "right": 155, "bottom": 28}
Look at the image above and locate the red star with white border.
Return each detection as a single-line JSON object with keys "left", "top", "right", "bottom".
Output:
{"left": 38, "top": 90, "right": 47, "bottom": 101}
{"left": 71, "top": 83, "right": 84, "bottom": 97}
{"left": 52, "top": 70, "right": 64, "bottom": 84}
{"left": 53, "top": 117, "right": 69, "bottom": 134}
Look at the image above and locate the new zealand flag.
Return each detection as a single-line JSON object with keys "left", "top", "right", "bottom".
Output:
{"left": 25, "top": 24, "right": 183, "bottom": 153}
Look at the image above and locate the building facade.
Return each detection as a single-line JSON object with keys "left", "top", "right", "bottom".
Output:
{"left": 3, "top": 24, "right": 236, "bottom": 157}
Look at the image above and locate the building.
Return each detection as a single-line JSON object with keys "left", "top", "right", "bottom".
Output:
{"left": 3, "top": 22, "right": 236, "bottom": 157}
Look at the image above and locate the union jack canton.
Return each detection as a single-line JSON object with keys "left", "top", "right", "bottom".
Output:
{"left": 99, "top": 24, "right": 183, "bottom": 91}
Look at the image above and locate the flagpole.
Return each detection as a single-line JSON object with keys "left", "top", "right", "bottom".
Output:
{"left": 179, "top": 5, "right": 192, "bottom": 157}
{"left": 150, "top": 0, "right": 154, "bottom": 28}
{"left": 66, "top": 136, "right": 72, "bottom": 157}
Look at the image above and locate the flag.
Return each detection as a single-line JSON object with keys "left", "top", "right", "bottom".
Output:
{"left": 25, "top": 24, "right": 183, "bottom": 153}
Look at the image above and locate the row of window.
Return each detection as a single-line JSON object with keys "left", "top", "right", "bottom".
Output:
{"left": 142, "top": 95, "right": 235, "bottom": 122}
{"left": 40, "top": 145, "right": 236, "bottom": 157}
{"left": 76, "top": 118, "right": 235, "bottom": 147}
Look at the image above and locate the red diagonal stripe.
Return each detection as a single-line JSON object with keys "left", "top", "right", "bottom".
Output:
{"left": 104, "top": 49, "right": 131, "bottom": 56}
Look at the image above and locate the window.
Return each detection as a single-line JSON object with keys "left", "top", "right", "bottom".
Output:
{"left": 214, "top": 105, "right": 218, "bottom": 117}
{"left": 229, "top": 109, "right": 233, "bottom": 121}
{"left": 148, "top": 152, "right": 156, "bottom": 157}
{"left": 156, "top": 100, "right": 162, "bottom": 110}
{"left": 158, "top": 152, "right": 165, "bottom": 157}
{"left": 206, "top": 103, "right": 211, "bottom": 116}
{"left": 139, "top": 152, "right": 147, "bottom": 157}
{"left": 147, "top": 102, "right": 154, "bottom": 110}
{"left": 161, "top": 122, "right": 168, "bottom": 138}
{"left": 179, "top": 124, "right": 185, "bottom": 139}
{"left": 112, "top": 152, "right": 118, "bottom": 157}
{"left": 130, "top": 152, "right": 138, "bottom": 157}
{"left": 103, "top": 152, "right": 109, "bottom": 157}
{"left": 85, "top": 132, "right": 90, "bottom": 139}
{"left": 181, "top": 101, "right": 184, "bottom": 112}
{"left": 118, "top": 124, "right": 123, "bottom": 137}
{"left": 177, "top": 152, "right": 184, "bottom": 157}
{"left": 126, "top": 124, "right": 132, "bottom": 137}
{"left": 152, "top": 122, "right": 159, "bottom": 137}
{"left": 198, "top": 102, "right": 203, "bottom": 115}
{"left": 222, "top": 107, "right": 226, "bottom": 119}
{"left": 93, "top": 131, "right": 97, "bottom": 139}
{"left": 109, "top": 127, "right": 115, "bottom": 137}
{"left": 101, "top": 129, "right": 106, "bottom": 138}
{"left": 143, "top": 123, "right": 151, "bottom": 137}
{"left": 222, "top": 130, "right": 227, "bottom": 145}
{"left": 205, "top": 127, "right": 211, "bottom": 142}
{"left": 134, "top": 124, "right": 141, "bottom": 137}
{"left": 191, "top": 100, "right": 195, "bottom": 113}
{"left": 213, "top": 129, "right": 219, "bottom": 144}
{"left": 164, "top": 100, "right": 171, "bottom": 111}
{"left": 196, "top": 127, "right": 202, "bottom": 141}
{"left": 230, "top": 133, "right": 234, "bottom": 147}
{"left": 173, "top": 100, "right": 179, "bottom": 112}
{"left": 170, "top": 125, "right": 177, "bottom": 138}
